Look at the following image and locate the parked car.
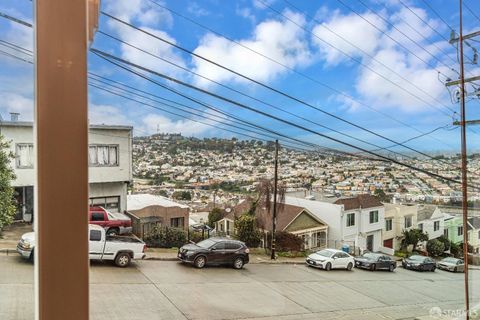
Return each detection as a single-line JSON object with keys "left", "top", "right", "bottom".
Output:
{"left": 178, "top": 237, "right": 249, "bottom": 269}
{"left": 89, "top": 206, "right": 132, "bottom": 236}
{"left": 354, "top": 252, "right": 396, "bottom": 272}
{"left": 306, "top": 248, "right": 354, "bottom": 271}
{"left": 437, "top": 257, "right": 465, "bottom": 273}
{"left": 17, "top": 224, "right": 146, "bottom": 267}
{"left": 402, "top": 255, "right": 436, "bottom": 271}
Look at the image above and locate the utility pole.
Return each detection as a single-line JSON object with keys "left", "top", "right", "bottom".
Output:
{"left": 457, "top": 1, "right": 470, "bottom": 318}
{"left": 271, "top": 139, "right": 279, "bottom": 260}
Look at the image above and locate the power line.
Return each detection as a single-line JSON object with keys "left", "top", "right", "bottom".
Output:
{"left": 146, "top": 0, "right": 458, "bottom": 151}
{"left": 0, "top": 11, "right": 32, "bottom": 27}
{"left": 96, "top": 30, "right": 430, "bottom": 161}
{"left": 91, "top": 48, "right": 474, "bottom": 186}
{"left": 100, "top": 12, "right": 462, "bottom": 165}
{"left": 464, "top": 1, "right": 480, "bottom": 23}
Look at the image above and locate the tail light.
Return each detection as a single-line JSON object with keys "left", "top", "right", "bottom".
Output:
{"left": 245, "top": 248, "right": 250, "bottom": 254}
{"left": 125, "top": 220, "right": 132, "bottom": 227}
{"left": 143, "top": 244, "right": 147, "bottom": 253}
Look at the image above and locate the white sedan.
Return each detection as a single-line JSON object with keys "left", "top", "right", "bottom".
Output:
{"left": 306, "top": 248, "right": 355, "bottom": 271}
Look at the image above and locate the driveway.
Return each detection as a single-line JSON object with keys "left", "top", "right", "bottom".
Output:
{"left": 0, "top": 255, "right": 478, "bottom": 320}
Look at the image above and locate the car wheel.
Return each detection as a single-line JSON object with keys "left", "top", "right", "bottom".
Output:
{"left": 389, "top": 264, "right": 395, "bottom": 272}
{"left": 454, "top": 267, "right": 458, "bottom": 273}
{"left": 107, "top": 228, "right": 119, "bottom": 236}
{"left": 233, "top": 257, "right": 244, "bottom": 269}
{"left": 115, "top": 252, "right": 131, "bottom": 267}
{"left": 370, "top": 264, "right": 376, "bottom": 271}
{"left": 325, "top": 262, "right": 332, "bottom": 271}
{"left": 194, "top": 256, "right": 207, "bottom": 269}
{"left": 346, "top": 262, "right": 353, "bottom": 271}
{"left": 431, "top": 266, "right": 436, "bottom": 272}
{"left": 29, "top": 249, "right": 35, "bottom": 263}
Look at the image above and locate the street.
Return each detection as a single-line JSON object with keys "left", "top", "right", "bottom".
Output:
{"left": 0, "top": 255, "right": 479, "bottom": 320}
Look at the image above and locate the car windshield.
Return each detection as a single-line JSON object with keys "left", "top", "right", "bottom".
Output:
{"left": 409, "top": 255, "right": 425, "bottom": 261}
{"left": 196, "top": 239, "right": 217, "bottom": 249}
{"left": 316, "top": 250, "right": 335, "bottom": 257}
{"left": 363, "top": 253, "right": 381, "bottom": 260}
{"left": 442, "top": 258, "right": 459, "bottom": 264}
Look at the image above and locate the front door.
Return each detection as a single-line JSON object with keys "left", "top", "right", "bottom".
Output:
{"left": 209, "top": 241, "right": 226, "bottom": 264}
{"left": 366, "top": 235, "right": 374, "bottom": 252}
{"left": 383, "top": 238, "right": 393, "bottom": 249}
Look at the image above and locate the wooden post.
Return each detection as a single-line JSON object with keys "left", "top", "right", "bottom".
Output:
{"left": 35, "top": 0, "right": 94, "bottom": 319}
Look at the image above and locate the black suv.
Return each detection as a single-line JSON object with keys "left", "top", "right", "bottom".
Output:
{"left": 178, "top": 237, "right": 250, "bottom": 269}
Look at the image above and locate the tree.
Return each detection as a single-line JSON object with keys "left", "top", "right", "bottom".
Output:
{"left": 250, "top": 178, "right": 286, "bottom": 216}
{"left": 373, "top": 188, "right": 391, "bottom": 203}
{"left": 234, "top": 214, "right": 262, "bottom": 248}
{"left": 401, "top": 228, "right": 428, "bottom": 251}
{"left": 0, "top": 136, "right": 16, "bottom": 235}
{"left": 208, "top": 207, "right": 223, "bottom": 228}
{"left": 426, "top": 239, "right": 445, "bottom": 257}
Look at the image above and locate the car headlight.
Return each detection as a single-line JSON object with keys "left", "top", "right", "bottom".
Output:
{"left": 185, "top": 251, "right": 195, "bottom": 256}
{"left": 22, "top": 241, "right": 30, "bottom": 249}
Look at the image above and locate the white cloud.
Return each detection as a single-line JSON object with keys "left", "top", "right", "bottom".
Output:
{"left": 192, "top": 9, "right": 312, "bottom": 87}
{"left": 187, "top": 2, "right": 210, "bottom": 17}
{"left": 89, "top": 104, "right": 132, "bottom": 126}
{"left": 104, "top": 0, "right": 172, "bottom": 28}
{"left": 0, "top": 93, "right": 34, "bottom": 121}
{"left": 252, "top": 0, "right": 277, "bottom": 9}
{"left": 236, "top": 6, "right": 256, "bottom": 24}
{"left": 141, "top": 114, "right": 211, "bottom": 136}
{"left": 311, "top": 10, "right": 386, "bottom": 65}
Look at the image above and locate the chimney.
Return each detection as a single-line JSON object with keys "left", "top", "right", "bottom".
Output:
{"left": 10, "top": 112, "right": 20, "bottom": 122}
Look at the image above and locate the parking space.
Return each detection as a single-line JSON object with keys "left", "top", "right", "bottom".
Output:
{"left": 0, "top": 255, "right": 478, "bottom": 320}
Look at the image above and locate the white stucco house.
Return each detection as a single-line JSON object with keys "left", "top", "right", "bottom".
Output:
{"left": 383, "top": 203, "right": 418, "bottom": 250}
{"left": 417, "top": 205, "right": 445, "bottom": 240}
{"left": 284, "top": 194, "right": 385, "bottom": 253}
{"left": 0, "top": 120, "right": 133, "bottom": 221}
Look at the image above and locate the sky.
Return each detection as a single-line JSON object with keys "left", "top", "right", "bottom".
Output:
{"left": 0, "top": 0, "right": 479, "bottom": 154}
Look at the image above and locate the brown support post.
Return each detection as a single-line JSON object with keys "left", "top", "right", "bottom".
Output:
{"left": 35, "top": 0, "right": 89, "bottom": 319}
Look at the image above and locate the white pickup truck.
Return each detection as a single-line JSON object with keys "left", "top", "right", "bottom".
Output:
{"left": 17, "top": 224, "right": 146, "bottom": 267}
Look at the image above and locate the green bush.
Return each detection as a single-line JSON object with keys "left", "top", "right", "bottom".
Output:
{"left": 189, "top": 231, "right": 204, "bottom": 243}
{"left": 437, "top": 235, "right": 451, "bottom": 252}
{"left": 450, "top": 241, "right": 462, "bottom": 258}
{"left": 144, "top": 225, "right": 187, "bottom": 248}
{"left": 234, "top": 214, "right": 262, "bottom": 248}
{"left": 426, "top": 239, "right": 445, "bottom": 257}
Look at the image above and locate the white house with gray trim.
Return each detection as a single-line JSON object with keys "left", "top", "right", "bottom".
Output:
{"left": 0, "top": 120, "right": 133, "bottom": 221}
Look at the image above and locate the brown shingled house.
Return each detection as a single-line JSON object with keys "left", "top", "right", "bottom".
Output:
{"left": 215, "top": 199, "right": 328, "bottom": 250}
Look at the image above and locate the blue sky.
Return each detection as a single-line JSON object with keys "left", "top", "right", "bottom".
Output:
{"left": 0, "top": 0, "right": 479, "bottom": 154}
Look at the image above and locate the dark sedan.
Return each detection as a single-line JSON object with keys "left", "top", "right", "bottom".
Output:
{"left": 402, "top": 255, "right": 436, "bottom": 271}
{"left": 354, "top": 252, "right": 396, "bottom": 271}
{"left": 178, "top": 237, "right": 249, "bottom": 269}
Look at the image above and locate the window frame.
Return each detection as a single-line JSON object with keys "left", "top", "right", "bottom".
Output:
{"left": 88, "top": 144, "right": 119, "bottom": 167}
{"left": 16, "top": 143, "right": 34, "bottom": 169}
{"left": 346, "top": 212, "right": 355, "bottom": 227}
{"left": 369, "top": 210, "right": 379, "bottom": 224}
{"left": 404, "top": 215, "right": 413, "bottom": 229}
{"left": 385, "top": 218, "right": 393, "bottom": 231}
{"left": 458, "top": 226, "right": 464, "bottom": 236}
{"left": 433, "top": 220, "right": 440, "bottom": 232}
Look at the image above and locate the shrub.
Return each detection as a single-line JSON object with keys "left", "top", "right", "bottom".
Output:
{"left": 189, "top": 231, "right": 204, "bottom": 243}
{"left": 437, "top": 235, "right": 451, "bottom": 252}
{"left": 144, "top": 225, "right": 187, "bottom": 248}
{"left": 426, "top": 239, "right": 445, "bottom": 257}
{"left": 450, "top": 241, "right": 462, "bottom": 258}
{"left": 234, "top": 214, "right": 262, "bottom": 248}
{"left": 266, "top": 231, "right": 303, "bottom": 252}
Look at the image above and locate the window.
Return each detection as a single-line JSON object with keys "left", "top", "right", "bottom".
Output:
{"left": 404, "top": 216, "right": 412, "bottom": 228}
{"left": 385, "top": 218, "right": 393, "bottom": 231}
{"left": 225, "top": 242, "right": 241, "bottom": 250}
{"left": 458, "top": 226, "right": 463, "bottom": 236}
{"left": 418, "top": 223, "right": 423, "bottom": 232}
{"left": 90, "top": 196, "right": 120, "bottom": 212}
{"left": 89, "top": 230, "right": 102, "bottom": 241}
{"left": 170, "top": 217, "right": 184, "bottom": 228}
{"left": 346, "top": 213, "right": 355, "bottom": 227}
{"left": 434, "top": 221, "right": 440, "bottom": 231}
{"left": 369, "top": 210, "right": 379, "bottom": 224}
{"left": 88, "top": 145, "right": 118, "bottom": 166}
{"left": 91, "top": 212, "right": 105, "bottom": 222}
{"left": 16, "top": 143, "right": 34, "bottom": 168}
{"left": 212, "top": 242, "right": 225, "bottom": 250}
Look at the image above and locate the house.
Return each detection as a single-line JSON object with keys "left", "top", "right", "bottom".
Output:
{"left": 284, "top": 194, "right": 384, "bottom": 253}
{"left": 443, "top": 214, "right": 465, "bottom": 244}
{"left": 218, "top": 199, "right": 329, "bottom": 250}
{"left": 383, "top": 203, "right": 418, "bottom": 250}
{"left": 468, "top": 217, "right": 480, "bottom": 254}
{"left": 417, "top": 205, "right": 445, "bottom": 240}
{"left": 125, "top": 193, "right": 190, "bottom": 239}
{"left": 0, "top": 120, "right": 133, "bottom": 221}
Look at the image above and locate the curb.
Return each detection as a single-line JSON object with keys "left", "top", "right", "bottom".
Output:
{"left": 0, "top": 248, "right": 19, "bottom": 255}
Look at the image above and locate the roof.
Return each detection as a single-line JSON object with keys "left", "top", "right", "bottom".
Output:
{"left": 127, "top": 194, "right": 190, "bottom": 211}
{"left": 468, "top": 216, "right": 480, "bottom": 229}
{"left": 233, "top": 199, "right": 326, "bottom": 232}
{"left": 417, "top": 205, "right": 438, "bottom": 222}
{"left": 0, "top": 120, "right": 133, "bottom": 131}
{"left": 334, "top": 194, "right": 382, "bottom": 211}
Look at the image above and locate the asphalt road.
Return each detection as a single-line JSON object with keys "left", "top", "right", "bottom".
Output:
{"left": 0, "top": 255, "right": 479, "bottom": 320}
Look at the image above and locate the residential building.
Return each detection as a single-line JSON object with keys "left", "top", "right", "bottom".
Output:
{"left": 383, "top": 203, "right": 418, "bottom": 250}
{"left": 416, "top": 205, "right": 445, "bottom": 240}
{"left": 219, "top": 199, "right": 329, "bottom": 250}
{"left": 284, "top": 194, "right": 384, "bottom": 253}
{"left": 443, "top": 214, "right": 465, "bottom": 244}
{"left": 125, "top": 193, "right": 190, "bottom": 238}
{"left": 468, "top": 217, "right": 480, "bottom": 254}
{"left": 0, "top": 120, "right": 133, "bottom": 221}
